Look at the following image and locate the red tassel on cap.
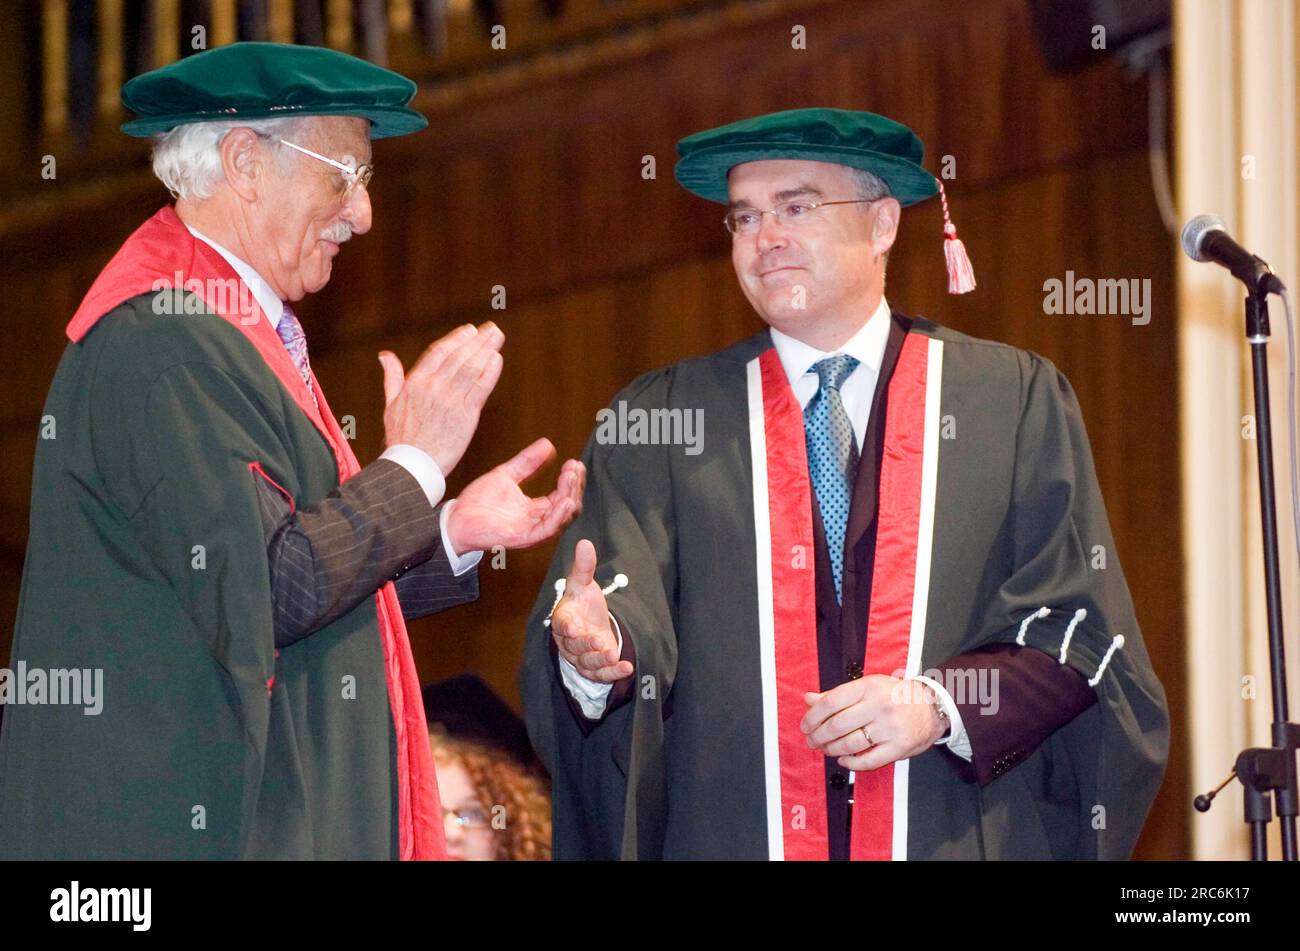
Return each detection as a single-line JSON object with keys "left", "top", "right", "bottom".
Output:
{"left": 938, "top": 181, "right": 975, "bottom": 294}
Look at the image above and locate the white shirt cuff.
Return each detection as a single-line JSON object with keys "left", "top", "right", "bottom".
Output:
{"left": 910, "top": 675, "right": 972, "bottom": 761}
{"left": 557, "top": 614, "right": 623, "bottom": 720}
{"left": 380, "top": 443, "right": 446, "bottom": 508}
{"left": 438, "top": 500, "right": 483, "bottom": 577}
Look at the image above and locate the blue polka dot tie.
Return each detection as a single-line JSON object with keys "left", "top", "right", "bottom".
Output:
{"left": 804, "top": 354, "right": 860, "bottom": 604}
{"left": 275, "top": 302, "right": 318, "bottom": 409}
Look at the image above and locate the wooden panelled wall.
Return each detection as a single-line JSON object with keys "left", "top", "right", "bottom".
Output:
{"left": 0, "top": 0, "right": 1187, "bottom": 857}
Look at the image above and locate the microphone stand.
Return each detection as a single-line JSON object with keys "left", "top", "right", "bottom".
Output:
{"left": 1197, "top": 278, "right": 1300, "bottom": 860}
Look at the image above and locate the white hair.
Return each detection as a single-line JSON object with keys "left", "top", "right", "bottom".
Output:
{"left": 150, "top": 115, "right": 311, "bottom": 201}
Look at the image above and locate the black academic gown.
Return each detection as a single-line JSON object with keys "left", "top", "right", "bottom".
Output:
{"left": 521, "top": 310, "right": 1170, "bottom": 860}
{"left": 813, "top": 312, "right": 1099, "bottom": 860}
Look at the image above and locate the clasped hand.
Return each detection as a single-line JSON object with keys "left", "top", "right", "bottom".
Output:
{"left": 801, "top": 675, "right": 947, "bottom": 771}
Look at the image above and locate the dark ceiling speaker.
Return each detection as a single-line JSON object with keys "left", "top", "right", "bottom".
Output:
{"left": 1027, "top": 0, "right": 1170, "bottom": 73}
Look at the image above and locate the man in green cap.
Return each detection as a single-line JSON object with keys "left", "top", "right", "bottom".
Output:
{"left": 0, "top": 42, "right": 583, "bottom": 859}
{"left": 522, "top": 108, "right": 1169, "bottom": 859}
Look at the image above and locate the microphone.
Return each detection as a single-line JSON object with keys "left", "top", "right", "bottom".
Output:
{"left": 1181, "top": 214, "right": 1286, "bottom": 294}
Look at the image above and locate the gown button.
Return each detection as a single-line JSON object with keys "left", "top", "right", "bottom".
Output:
{"left": 846, "top": 662, "right": 863, "bottom": 680}
{"left": 829, "top": 772, "right": 848, "bottom": 789}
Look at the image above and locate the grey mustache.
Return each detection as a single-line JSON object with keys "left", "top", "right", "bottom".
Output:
{"left": 320, "top": 223, "right": 353, "bottom": 243}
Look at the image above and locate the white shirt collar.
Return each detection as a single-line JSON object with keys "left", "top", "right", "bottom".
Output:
{"left": 768, "top": 295, "right": 892, "bottom": 391}
{"left": 184, "top": 225, "right": 284, "bottom": 329}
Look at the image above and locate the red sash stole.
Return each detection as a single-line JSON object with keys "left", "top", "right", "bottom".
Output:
{"left": 748, "top": 332, "right": 942, "bottom": 861}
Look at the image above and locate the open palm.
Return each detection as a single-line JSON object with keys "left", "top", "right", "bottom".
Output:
{"left": 446, "top": 438, "right": 584, "bottom": 552}
{"left": 551, "top": 539, "right": 634, "bottom": 682}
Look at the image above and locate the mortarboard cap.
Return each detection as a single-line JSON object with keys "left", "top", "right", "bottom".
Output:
{"left": 421, "top": 674, "right": 541, "bottom": 773}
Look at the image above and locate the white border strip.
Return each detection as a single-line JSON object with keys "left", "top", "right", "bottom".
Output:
{"left": 746, "top": 357, "right": 784, "bottom": 861}
{"left": 892, "top": 336, "right": 944, "bottom": 861}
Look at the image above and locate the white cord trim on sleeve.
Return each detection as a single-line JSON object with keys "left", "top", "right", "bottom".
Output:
{"left": 1016, "top": 606, "right": 1051, "bottom": 645}
{"left": 1088, "top": 634, "right": 1125, "bottom": 687}
{"left": 1058, "top": 608, "right": 1088, "bottom": 663}
{"left": 543, "top": 573, "right": 630, "bottom": 627}
{"left": 542, "top": 578, "right": 566, "bottom": 628}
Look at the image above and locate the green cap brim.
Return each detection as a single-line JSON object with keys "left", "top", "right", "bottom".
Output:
{"left": 121, "top": 104, "right": 427, "bottom": 140}
{"left": 674, "top": 141, "right": 939, "bottom": 207}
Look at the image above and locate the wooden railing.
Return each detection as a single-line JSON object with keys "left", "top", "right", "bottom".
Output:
{"left": 0, "top": 0, "right": 839, "bottom": 238}
{"left": 28, "top": 0, "right": 730, "bottom": 147}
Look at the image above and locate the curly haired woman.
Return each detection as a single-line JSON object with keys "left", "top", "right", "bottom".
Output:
{"left": 430, "top": 728, "right": 552, "bottom": 861}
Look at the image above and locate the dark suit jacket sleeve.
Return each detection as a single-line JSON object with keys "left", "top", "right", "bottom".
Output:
{"left": 251, "top": 457, "right": 478, "bottom": 647}
{"left": 391, "top": 531, "right": 480, "bottom": 622}
{"left": 930, "top": 643, "right": 1098, "bottom": 787}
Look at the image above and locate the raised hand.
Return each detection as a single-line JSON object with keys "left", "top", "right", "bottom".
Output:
{"left": 379, "top": 321, "right": 505, "bottom": 477}
{"left": 444, "top": 438, "right": 584, "bottom": 553}
{"left": 550, "top": 539, "right": 634, "bottom": 683}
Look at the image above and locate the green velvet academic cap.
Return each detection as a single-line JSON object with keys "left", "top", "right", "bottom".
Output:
{"left": 674, "top": 107, "right": 939, "bottom": 206}
{"left": 120, "top": 41, "right": 428, "bottom": 139}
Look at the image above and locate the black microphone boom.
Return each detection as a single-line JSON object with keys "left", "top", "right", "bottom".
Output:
{"left": 1181, "top": 214, "right": 1286, "bottom": 295}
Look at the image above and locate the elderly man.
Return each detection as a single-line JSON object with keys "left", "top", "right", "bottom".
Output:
{"left": 521, "top": 108, "right": 1169, "bottom": 860}
{"left": 0, "top": 43, "right": 582, "bottom": 860}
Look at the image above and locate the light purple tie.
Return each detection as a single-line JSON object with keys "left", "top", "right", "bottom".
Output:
{"left": 275, "top": 302, "right": 318, "bottom": 409}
